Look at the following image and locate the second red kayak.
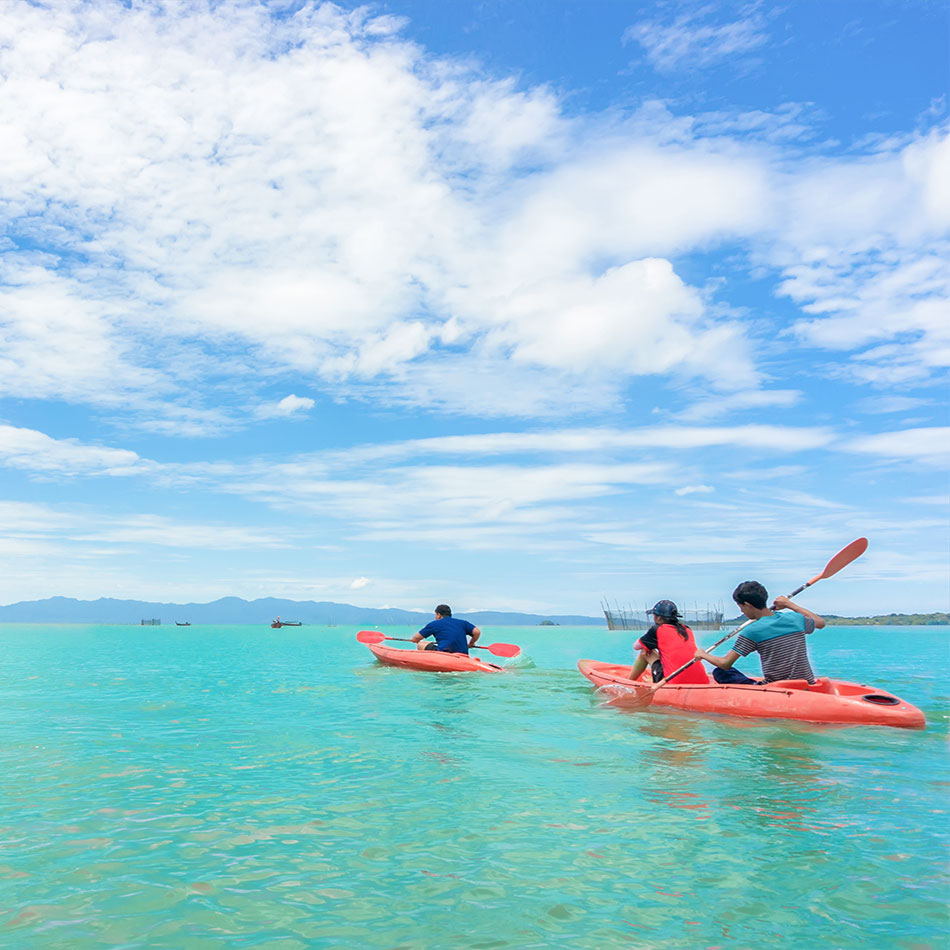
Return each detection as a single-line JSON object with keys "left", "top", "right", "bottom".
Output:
{"left": 366, "top": 642, "right": 506, "bottom": 673}
{"left": 577, "top": 660, "right": 925, "bottom": 729}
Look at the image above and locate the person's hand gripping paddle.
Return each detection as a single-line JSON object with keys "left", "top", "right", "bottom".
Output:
{"left": 617, "top": 538, "right": 868, "bottom": 709}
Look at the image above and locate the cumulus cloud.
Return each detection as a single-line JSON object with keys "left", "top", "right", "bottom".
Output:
{"left": 350, "top": 576, "right": 370, "bottom": 589}
{"left": 771, "top": 132, "right": 950, "bottom": 387}
{"left": 0, "top": 0, "right": 943, "bottom": 427}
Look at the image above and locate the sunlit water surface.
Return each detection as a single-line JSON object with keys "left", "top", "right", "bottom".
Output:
{"left": 1, "top": 624, "right": 947, "bottom": 949}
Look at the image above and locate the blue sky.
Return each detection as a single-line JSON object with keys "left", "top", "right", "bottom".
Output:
{"left": 0, "top": 0, "right": 947, "bottom": 616}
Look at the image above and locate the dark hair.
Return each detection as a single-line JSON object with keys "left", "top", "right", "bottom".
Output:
{"left": 732, "top": 581, "right": 768, "bottom": 610}
{"left": 649, "top": 600, "right": 689, "bottom": 639}
{"left": 657, "top": 617, "right": 691, "bottom": 640}
{"left": 435, "top": 604, "right": 452, "bottom": 617}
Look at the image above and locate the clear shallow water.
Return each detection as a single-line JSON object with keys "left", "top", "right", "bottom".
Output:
{"left": 1, "top": 623, "right": 947, "bottom": 949}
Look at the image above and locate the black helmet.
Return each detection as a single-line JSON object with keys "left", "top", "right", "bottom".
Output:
{"left": 646, "top": 599, "right": 679, "bottom": 619}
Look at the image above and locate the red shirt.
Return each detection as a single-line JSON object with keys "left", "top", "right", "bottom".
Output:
{"left": 635, "top": 622, "right": 709, "bottom": 685}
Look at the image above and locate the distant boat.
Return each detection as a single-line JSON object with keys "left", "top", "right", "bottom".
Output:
{"left": 271, "top": 619, "right": 303, "bottom": 628}
{"left": 175, "top": 621, "right": 191, "bottom": 626}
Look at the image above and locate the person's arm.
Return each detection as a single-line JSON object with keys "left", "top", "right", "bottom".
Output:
{"left": 412, "top": 627, "right": 431, "bottom": 650}
{"left": 695, "top": 647, "right": 741, "bottom": 670}
{"left": 773, "top": 595, "right": 826, "bottom": 629}
{"left": 468, "top": 625, "right": 481, "bottom": 646}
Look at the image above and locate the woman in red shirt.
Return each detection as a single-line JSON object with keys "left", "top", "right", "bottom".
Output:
{"left": 628, "top": 600, "right": 709, "bottom": 686}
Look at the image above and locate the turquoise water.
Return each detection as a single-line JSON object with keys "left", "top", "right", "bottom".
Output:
{"left": 1, "top": 623, "right": 947, "bottom": 949}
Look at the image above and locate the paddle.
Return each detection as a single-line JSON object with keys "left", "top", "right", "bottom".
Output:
{"left": 613, "top": 538, "right": 869, "bottom": 708}
{"left": 356, "top": 629, "right": 521, "bottom": 658}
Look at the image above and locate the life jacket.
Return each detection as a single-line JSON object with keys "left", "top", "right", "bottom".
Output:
{"left": 655, "top": 622, "right": 709, "bottom": 685}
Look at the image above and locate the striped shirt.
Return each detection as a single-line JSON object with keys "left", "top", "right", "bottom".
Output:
{"left": 734, "top": 613, "right": 817, "bottom": 684}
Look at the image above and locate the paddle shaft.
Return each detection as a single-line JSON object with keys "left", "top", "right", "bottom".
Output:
{"left": 367, "top": 633, "right": 487, "bottom": 650}
{"left": 356, "top": 630, "right": 519, "bottom": 657}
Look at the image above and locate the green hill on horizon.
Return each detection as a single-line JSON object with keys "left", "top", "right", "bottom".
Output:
{"left": 725, "top": 612, "right": 949, "bottom": 626}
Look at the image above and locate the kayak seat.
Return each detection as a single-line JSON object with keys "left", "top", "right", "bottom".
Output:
{"left": 770, "top": 677, "right": 838, "bottom": 694}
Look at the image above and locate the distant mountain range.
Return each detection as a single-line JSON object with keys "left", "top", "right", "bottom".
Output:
{"left": 0, "top": 596, "right": 603, "bottom": 627}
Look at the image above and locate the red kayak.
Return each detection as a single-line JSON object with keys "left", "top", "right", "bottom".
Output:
{"left": 366, "top": 642, "right": 505, "bottom": 673}
{"left": 577, "top": 660, "right": 925, "bottom": 729}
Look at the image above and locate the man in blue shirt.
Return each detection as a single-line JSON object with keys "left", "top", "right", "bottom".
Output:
{"left": 411, "top": 604, "right": 481, "bottom": 654}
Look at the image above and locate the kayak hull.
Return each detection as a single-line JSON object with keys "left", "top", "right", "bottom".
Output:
{"left": 577, "top": 660, "right": 925, "bottom": 729}
{"left": 367, "top": 642, "right": 505, "bottom": 673}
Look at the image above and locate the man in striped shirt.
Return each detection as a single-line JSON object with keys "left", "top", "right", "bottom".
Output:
{"left": 695, "top": 581, "right": 826, "bottom": 685}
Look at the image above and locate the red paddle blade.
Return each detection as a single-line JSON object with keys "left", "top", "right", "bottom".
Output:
{"left": 599, "top": 681, "right": 655, "bottom": 709}
{"left": 356, "top": 630, "right": 385, "bottom": 644}
{"left": 487, "top": 642, "right": 520, "bottom": 657}
{"left": 812, "top": 537, "right": 868, "bottom": 583}
{"left": 622, "top": 684, "right": 655, "bottom": 709}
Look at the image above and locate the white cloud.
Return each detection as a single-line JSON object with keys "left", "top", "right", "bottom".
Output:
{"left": 771, "top": 133, "right": 950, "bottom": 387}
{"left": 0, "top": 500, "right": 285, "bottom": 566}
{"left": 0, "top": 425, "right": 148, "bottom": 476}
{"left": 675, "top": 484, "right": 714, "bottom": 496}
{"left": 0, "top": 500, "right": 73, "bottom": 533}
{"left": 855, "top": 395, "right": 934, "bottom": 414}
{"left": 625, "top": 8, "right": 770, "bottom": 73}
{"left": 677, "top": 389, "right": 802, "bottom": 421}
{"left": 315, "top": 424, "right": 838, "bottom": 466}
{"left": 0, "top": 0, "right": 943, "bottom": 427}
{"left": 350, "top": 576, "right": 370, "bottom": 590}
{"left": 0, "top": 265, "right": 167, "bottom": 407}
{"left": 768, "top": 490, "right": 848, "bottom": 510}
{"left": 843, "top": 427, "right": 950, "bottom": 463}
{"left": 74, "top": 516, "right": 288, "bottom": 550}
{"left": 0, "top": 0, "right": 764, "bottom": 423}
{"left": 257, "top": 394, "right": 316, "bottom": 419}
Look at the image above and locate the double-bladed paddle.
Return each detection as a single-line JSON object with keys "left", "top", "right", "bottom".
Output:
{"left": 356, "top": 629, "right": 521, "bottom": 658}
{"left": 611, "top": 538, "right": 869, "bottom": 709}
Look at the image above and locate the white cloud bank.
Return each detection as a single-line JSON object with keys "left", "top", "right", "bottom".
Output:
{"left": 0, "top": 0, "right": 944, "bottom": 424}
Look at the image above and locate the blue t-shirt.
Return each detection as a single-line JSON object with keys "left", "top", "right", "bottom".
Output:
{"left": 418, "top": 617, "right": 475, "bottom": 654}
